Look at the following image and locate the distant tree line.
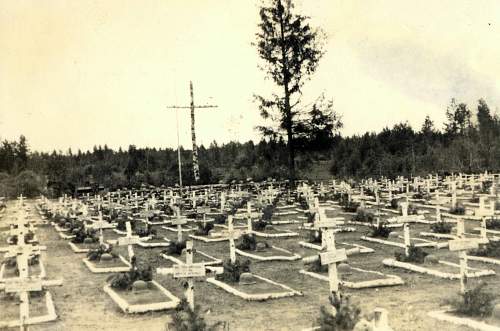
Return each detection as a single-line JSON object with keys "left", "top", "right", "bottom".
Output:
{"left": 0, "top": 98, "right": 499, "bottom": 198}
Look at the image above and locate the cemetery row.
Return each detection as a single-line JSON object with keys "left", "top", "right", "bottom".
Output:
{"left": 1, "top": 172, "right": 500, "bottom": 330}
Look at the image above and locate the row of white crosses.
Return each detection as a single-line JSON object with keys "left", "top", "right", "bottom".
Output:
{"left": 0, "top": 201, "right": 63, "bottom": 330}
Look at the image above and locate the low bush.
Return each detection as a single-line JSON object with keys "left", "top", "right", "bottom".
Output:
{"left": 166, "top": 298, "right": 222, "bottom": 331}
{"left": 308, "top": 230, "right": 322, "bottom": 244}
{"left": 215, "top": 259, "right": 251, "bottom": 283}
{"left": 236, "top": 234, "right": 257, "bottom": 251}
{"left": 164, "top": 240, "right": 186, "bottom": 256}
{"left": 450, "top": 205, "right": 466, "bottom": 215}
{"left": 341, "top": 200, "right": 359, "bottom": 213}
{"left": 369, "top": 223, "right": 391, "bottom": 238}
{"left": 430, "top": 221, "right": 453, "bottom": 234}
{"left": 316, "top": 292, "right": 361, "bottom": 331}
{"left": 252, "top": 219, "right": 268, "bottom": 231}
{"left": 394, "top": 245, "right": 428, "bottom": 264}
{"left": 307, "top": 258, "right": 328, "bottom": 273}
{"left": 352, "top": 209, "right": 374, "bottom": 223}
{"left": 194, "top": 222, "right": 214, "bottom": 236}
{"left": 87, "top": 245, "right": 117, "bottom": 261}
{"left": 261, "top": 205, "right": 275, "bottom": 222}
{"left": 486, "top": 218, "right": 500, "bottom": 230}
{"left": 213, "top": 214, "right": 227, "bottom": 224}
{"left": 470, "top": 241, "right": 500, "bottom": 258}
{"left": 390, "top": 198, "right": 400, "bottom": 210}
{"left": 108, "top": 260, "right": 153, "bottom": 290}
{"left": 447, "top": 282, "right": 496, "bottom": 318}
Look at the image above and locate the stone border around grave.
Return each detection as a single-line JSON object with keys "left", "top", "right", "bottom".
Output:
{"left": 82, "top": 255, "right": 132, "bottom": 273}
{"left": 382, "top": 259, "right": 496, "bottom": 279}
{"left": 58, "top": 232, "right": 75, "bottom": 240}
{"left": 235, "top": 246, "right": 301, "bottom": 261}
{"left": 467, "top": 255, "right": 500, "bottom": 266}
{"left": 161, "top": 250, "right": 222, "bottom": 266}
{"left": 136, "top": 237, "right": 171, "bottom": 248}
{"left": 188, "top": 234, "right": 230, "bottom": 242}
{"left": 251, "top": 230, "right": 299, "bottom": 238}
{"left": 206, "top": 274, "right": 302, "bottom": 301}
{"left": 161, "top": 226, "right": 195, "bottom": 233}
{"left": 361, "top": 236, "right": 443, "bottom": 249}
{"left": 0, "top": 259, "right": 47, "bottom": 282}
{"left": 103, "top": 280, "right": 180, "bottom": 314}
{"left": 298, "top": 241, "right": 374, "bottom": 254}
{"left": 68, "top": 241, "right": 101, "bottom": 253}
{"left": 299, "top": 266, "right": 404, "bottom": 289}
{"left": 428, "top": 310, "right": 500, "bottom": 331}
{"left": 0, "top": 290, "right": 57, "bottom": 328}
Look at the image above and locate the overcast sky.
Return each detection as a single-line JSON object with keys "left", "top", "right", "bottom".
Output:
{"left": 1, "top": 0, "right": 499, "bottom": 152}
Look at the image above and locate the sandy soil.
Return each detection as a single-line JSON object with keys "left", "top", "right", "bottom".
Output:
{"left": 1, "top": 200, "right": 500, "bottom": 331}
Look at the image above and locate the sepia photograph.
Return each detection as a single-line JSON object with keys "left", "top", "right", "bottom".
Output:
{"left": 1, "top": 0, "right": 500, "bottom": 330}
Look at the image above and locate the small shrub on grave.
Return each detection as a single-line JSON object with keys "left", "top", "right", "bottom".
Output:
{"left": 305, "top": 212, "right": 315, "bottom": 223}
{"left": 352, "top": 208, "right": 374, "bottom": 224}
{"left": 213, "top": 214, "right": 227, "bottom": 225}
{"left": 470, "top": 241, "right": 500, "bottom": 258}
{"left": 470, "top": 196, "right": 479, "bottom": 203}
{"left": 341, "top": 200, "right": 359, "bottom": 213}
{"left": 447, "top": 282, "right": 496, "bottom": 318}
{"left": 166, "top": 298, "right": 223, "bottom": 331}
{"left": 408, "top": 204, "right": 418, "bottom": 215}
{"left": 261, "top": 205, "right": 275, "bottom": 222}
{"left": 486, "top": 218, "right": 500, "bottom": 230}
{"left": 252, "top": 219, "right": 268, "bottom": 231}
{"left": 308, "top": 230, "right": 322, "bottom": 244}
{"left": 117, "top": 219, "right": 135, "bottom": 231}
{"left": 4, "top": 256, "right": 17, "bottom": 268}
{"left": 28, "top": 255, "right": 40, "bottom": 266}
{"left": 72, "top": 228, "right": 98, "bottom": 244}
{"left": 87, "top": 244, "right": 118, "bottom": 261}
{"left": 135, "top": 226, "right": 157, "bottom": 238}
{"left": 430, "top": 221, "right": 453, "bottom": 234}
{"left": 307, "top": 258, "right": 328, "bottom": 273}
{"left": 390, "top": 198, "right": 400, "bottom": 210}
{"left": 316, "top": 292, "right": 361, "bottom": 331}
{"left": 194, "top": 222, "right": 214, "bottom": 236}
{"left": 449, "top": 204, "right": 466, "bottom": 215}
{"left": 215, "top": 259, "right": 251, "bottom": 283}
{"left": 394, "top": 245, "right": 428, "bottom": 264}
{"left": 164, "top": 240, "right": 187, "bottom": 256}
{"left": 368, "top": 223, "right": 391, "bottom": 238}
{"left": 236, "top": 234, "right": 257, "bottom": 251}
{"left": 108, "top": 259, "right": 153, "bottom": 290}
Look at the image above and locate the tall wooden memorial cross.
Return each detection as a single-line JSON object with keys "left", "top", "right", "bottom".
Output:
{"left": 224, "top": 216, "right": 244, "bottom": 263}
{"left": 304, "top": 228, "right": 347, "bottom": 315}
{"left": 171, "top": 207, "right": 187, "bottom": 242}
{"left": 117, "top": 221, "right": 140, "bottom": 262}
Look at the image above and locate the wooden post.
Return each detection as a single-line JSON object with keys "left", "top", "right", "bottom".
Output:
{"left": 247, "top": 202, "right": 253, "bottom": 233}
{"left": 171, "top": 207, "right": 187, "bottom": 243}
{"left": 185, "top": 241, "right": 195, "bottom": 310}
{"left": 228, "top": 216, "right": 237, "bottom": 264}
{"left": 449, "top": 238, "right": 479, "bottom": 294}
{"left": 403, "top": 223, "right": 411, "bottom": 257}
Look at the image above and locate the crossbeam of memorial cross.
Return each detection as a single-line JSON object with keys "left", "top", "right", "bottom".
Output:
{"left": 156, "top": 241, "right": 222, "bottom": 311}
{"left": 171, "top": 207, "right": 187, "bottom": 242}
{"left": 0, "top": 250, "right": 63, "bottom": 331}
{"left": 117, "top": 221, "right": 140, "bottom": 262}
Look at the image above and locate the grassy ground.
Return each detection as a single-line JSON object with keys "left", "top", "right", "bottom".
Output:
{"left": 2, "top": 200, "right": 500, "bottom": 330}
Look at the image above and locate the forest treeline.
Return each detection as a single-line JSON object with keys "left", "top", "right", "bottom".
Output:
{"left": 1, "top": 98, "right": 499, "bottom": 198}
